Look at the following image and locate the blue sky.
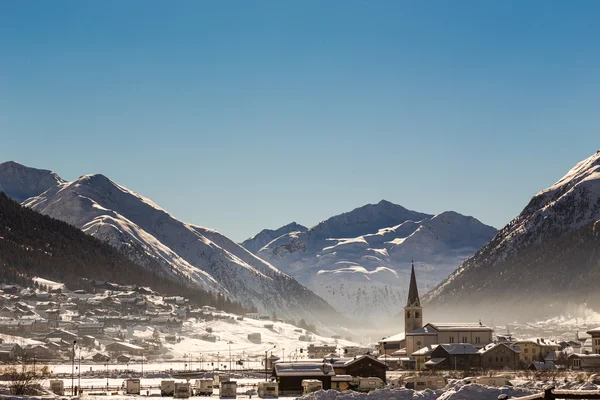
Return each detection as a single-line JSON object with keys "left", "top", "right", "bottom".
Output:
{"left": 1, "top": 1, "right": 599, "bottom": 241}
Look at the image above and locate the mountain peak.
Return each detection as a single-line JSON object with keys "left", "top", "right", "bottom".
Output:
{"left": 0, "top": 161, "right": 64, "bottom": 202}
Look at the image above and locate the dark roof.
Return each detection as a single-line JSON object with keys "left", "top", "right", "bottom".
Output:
{"left": 406, "top": 262, "right": 420, "bottom": 307}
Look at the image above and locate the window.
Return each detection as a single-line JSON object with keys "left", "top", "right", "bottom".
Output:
{"left": 500, "top": 357, "right": 503, "bottom": 362}
{"left": 449, "top": 337, "right": 455, "bottom": 343}
{"left": 532, "top": 348, "right": 537, "bottom": 353}
{"left": 462, "top": 336, "right": 467, "bottom": 343}
{"left": 415, "top": 311, "right": 420, "bottom": 318}
{"left": 406, "top": 311, "right": 411, "bottom": 318}
{"left": 524, "top": 349, "right": 528, "bottom": 353}
{"left": 573, "top": 359, "right": 581, "bottom": 367}
{"left": 475, "top": 337, "right": 480, "bottom": 344}
{"left": 495, "top": 357, "right": 498, "bottom": 362}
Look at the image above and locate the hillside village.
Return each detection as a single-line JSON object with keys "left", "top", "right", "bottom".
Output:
{"left": 2, "top": 263, "right": 600, "bottom": 378}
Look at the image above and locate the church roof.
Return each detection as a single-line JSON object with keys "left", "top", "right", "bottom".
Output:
{"left": 406, "top": 263, "right": 420, "bottom": 307}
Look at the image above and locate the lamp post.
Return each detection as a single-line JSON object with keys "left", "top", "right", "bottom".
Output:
{"left": 282, "top": 348, "right": 285, "bottom": 363}
{"left": 105, "top": 358, "right": 110, "bottom": 392}
{"left": 71, "top": 340, "right": 76, "bottom": 396}
{"left": 217, "top": 352, "right": 220, "bottom": 371}
{"left": 228, "top": 344, "right": 232, "bottom": 376}
{"left": 382, "top": 341, "right": 387, "bottom": 370}
{"left": 78, "top": 344, "right": 82, "bottom": 394}
{"left": 264, "top": 345, "right": 276, "bottom": 382}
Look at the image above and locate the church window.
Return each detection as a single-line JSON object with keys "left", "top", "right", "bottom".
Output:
{"left": 406, "top": 311, "right": 411, "bottom": 318}
{"left": 415, "top": 311, "right": 420, "bottom": 318}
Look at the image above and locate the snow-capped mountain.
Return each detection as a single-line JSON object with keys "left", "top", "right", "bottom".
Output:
{"left": 0, "top": 162, "right": 337, "bottom": 320}
{"left": 0, "top": 161, "right": 64, "bottom": 202}
{"left": 241, "top": 222, "right": 308, "bottom": 254}
{"left": 424, "top": 151, "right": 600, "bottom": 320}
{"left": 243, "top": 201, "right": 496, "bottom": 321}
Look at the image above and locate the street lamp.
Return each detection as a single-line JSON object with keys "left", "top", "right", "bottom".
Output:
{"left": 282, "top": 348, "right": 285, "bottom": 363}
{"left": 71, "top": 340, "right": 76, "bottom": 396}
{"left": 78, "top": 344, "right": 82, "bottom": 394}
{"left": 228, "top": 344, "right": 232, "bottom": 376}
{"left": 264, "top": 345, "right": 276, "bottom": 382}
{"left": 105, "top": 357, "right": 110, "bottom": 392}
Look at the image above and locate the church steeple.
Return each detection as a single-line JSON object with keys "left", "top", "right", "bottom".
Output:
{"left": 406, "top": 261, "right": 421, "bottom": 307}
{"left": 404, "top": 260, "right": 423, "bottom": 333}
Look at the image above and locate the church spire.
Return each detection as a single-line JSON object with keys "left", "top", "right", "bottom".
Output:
{"left": 406, "top": 260, "right": 420, "bottom": 307}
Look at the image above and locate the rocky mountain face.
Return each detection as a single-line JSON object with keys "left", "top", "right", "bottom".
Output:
{"left": 243, "top": 201, "right": 497, "bottom": 321}
{"left": 0, "top": 162, "right": 337, "bottom": 321}
{"left": 241, "top": 222, "right": 308, "bottom": 254}
{"left": 0, "top": 161, "right": 64, "bottom": 202}
{"left": 424, "top": 151, "right": 600, "bottom": 321}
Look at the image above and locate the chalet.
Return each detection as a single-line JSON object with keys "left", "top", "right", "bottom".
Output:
{"left": 307, "top": 344, "right": 337, "bottom": 358}
{"left": 45, "top": 329, "right": 77, "bottom": 341}
{"left": 412, "top": 345, "right": 438, "bottom": 370}
{"left": 117, "top": 354, "right": 131, "bottom": 363}
{"left": 0, "top": 343, "right": 23, "bottom": 361}
{"left": 330, "top": 355, "right": 386, "bottom": 382}
{"left": 272, "top": 363, "right": 334, "bottom": 395}
{"left": 478, "top": 343, "right": 520, "bottom": 370}
{"left": 23, "top": 344, "right": 53, "bottom": 359}
{"left": 426, "top": 344, "right": 480, "bottom": 370}
{"left": 92, "top": 353, "right": 110, "bottom": 362}
{"left": 569, "top": 354, "right": 600, "bottom": 370}
{"left": 105, "top": 342, "right": 144, "bottom": 356}
{"left": 78, "top": 322, "right": 104, "bottom": 335}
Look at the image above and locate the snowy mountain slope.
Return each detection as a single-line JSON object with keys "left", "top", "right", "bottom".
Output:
{"left": 241, "top": 222, "right": 308, "bottom": 254}
{"left": 0, "top": 163, "right": 337, "bottom": 320}
{"left": 424, "top": 151, "right": 600, "bottom": 319}
{"left": 248, "top": 202, "right": 496, "bottom": 320}
{"left": 0, "top": 161, "right": 64, "bottom": 202}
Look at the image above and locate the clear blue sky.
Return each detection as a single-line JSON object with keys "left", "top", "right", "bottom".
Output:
{"left": 1, "top": 1, "right": 599, "bottom": 241}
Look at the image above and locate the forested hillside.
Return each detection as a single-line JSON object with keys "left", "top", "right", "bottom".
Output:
{"left": 0, "top": 192, "right": 251, "bottom": 314}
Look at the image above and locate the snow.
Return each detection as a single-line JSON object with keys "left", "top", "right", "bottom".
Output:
{"left": 252, "top": 204, "right": 496, "bottom": 322}
{"left": 14, "top": 168, "right": 334, "bottom": 320}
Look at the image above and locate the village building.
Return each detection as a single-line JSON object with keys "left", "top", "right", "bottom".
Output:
{"left": 478, "top": 342, "right": 521, "bottom": 370}
{"left": 307, "top": 344, "right": 338, "bottom": 358}
{"left": 272, "top": 362, "right": 334, "bottom": 395}
{"left": 330, "top": 355, "right": 387, "bottom": 382}
{"left": 514, "top": 338, "right": 560, "bottom": 366}
{"left": 426, "top": 344, "right": 480, "bottom": 370}
{"left": 379, "top": 262, "right": 494, "bottom": 369}
{"left": 105, "top": 341, "right": 144, "bottom": 356}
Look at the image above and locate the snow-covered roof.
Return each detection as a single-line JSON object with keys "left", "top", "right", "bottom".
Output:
{"left": 425, "top": 357, "right": 446, "bottom": 365}
{"left": 427, "top": 322, "right": 493, "bottom": 332}
{"left": 407, "top": 326, "right": 437, "bottom": 335}
{"left": 273, "top": 362, "right": 334, "bottom": 377}
{"left": 478, "top": 343, "right": 521, "bottom": 354}
{"left": 437, "top": 344, "right": 479, "bottom": 355}
{"left": 380, "top": 332, "right": 405, "bottom": 342}
{"left": 411, "top": 345, "right": 438, "bottom": 356}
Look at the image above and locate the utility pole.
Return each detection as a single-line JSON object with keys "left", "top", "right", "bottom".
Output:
{"left": 71, "top": 340, "right": 76, "bottom": 396}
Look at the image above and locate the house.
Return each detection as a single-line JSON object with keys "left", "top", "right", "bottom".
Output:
{"left": 23, "top": 344, "right": 53, "bottom": 359}
{"left": 330, "top": 355, "right": 386, "bottom": 382}
{"left": 514, "top": 338, "right": 560, "bottom": 366}
{"left": 529, "top": 361, "right": 557, "bottom": 371}
{"left": 426, "top": 344, "right": 480, "bottom": 370}
{"left": 92, "top": 353, "right": 110, "bottom": 362}
{"left": 587, "top": 327, "right": 600, "bottom": 354}
{"left": 478, "top": 343, "right": 520, "bottom": 370}
{"left": 117, "top": 354, "right": 131, "bottom": 363}
{"left": 569, "top": 353, "right": 600, "bottom": 370}
{"left": 77, "top": 322, "right": 104, "bottom": 335}
{"left": 272, "top": 363, "right": 334, "bottom": 395}
{"left": 0, "top": 343, "right": 23, "bottom": 360}
{"left": 307, "top": 344, "right": 337, "bottom": 358}
{"left": 105, "top": 342, "right": 144, "bottom": 356}
{"left": 45, "top": 329, "right": 77, "bottom": 341}
{"left": 379, "top": 332, "right": 406, "bottom": 356}
{"left": 411, "top": 345, "right": 438, "bottom": 370}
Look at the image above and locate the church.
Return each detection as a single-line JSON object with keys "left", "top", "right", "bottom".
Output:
{"left": 378, "top": 262, "right": 494, "bottom": 369}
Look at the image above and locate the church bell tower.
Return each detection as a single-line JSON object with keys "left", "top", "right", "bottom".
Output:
{"left": 404, "top": 261, "right": 423, "bottom": 334}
